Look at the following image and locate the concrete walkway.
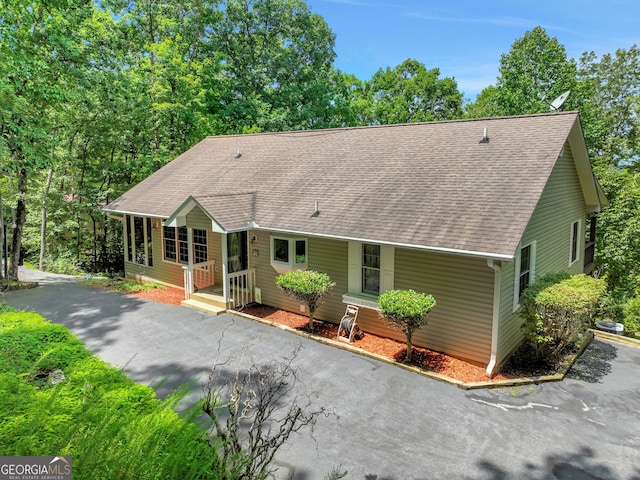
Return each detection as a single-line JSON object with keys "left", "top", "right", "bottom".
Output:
{"left": 5, "top": 268, "right": 640, "bottom": 479}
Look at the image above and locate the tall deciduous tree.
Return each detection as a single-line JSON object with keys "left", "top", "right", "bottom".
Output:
{"left": 578, "top": 46, "right": 640, "bottom": 169}
{"left": 207, "top": 0, "right": 337, "bottom": 133}
{"left": 496, "top": 26, "right": 578, "bottom": 115}
{"left": 0, "top": 0, "right": 95, "bottom": 280}
{"left": 361, "top": 59, "right": 463, "bottom": 125}
{"left": 468, "top": 26, "right": 578, "bottom": 117}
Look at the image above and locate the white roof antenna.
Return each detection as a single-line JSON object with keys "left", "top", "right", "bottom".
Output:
{"left": 549, "top": 90, "right": 570, "bottom": 111}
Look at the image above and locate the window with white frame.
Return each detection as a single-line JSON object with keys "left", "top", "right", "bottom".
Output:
{"left": 514, "top": 241, "right": 536, "bottom": 310}
{"left": 569, "top": 220, "right": 580, "bottom": 265}
{"left": 193, "top": 229, "right": 208, "bottom": 264}
{"left": 270, "top": 236, "right": 307, "bottom": 272}
{"left": 162, "top": 226, "right": 207, "bottom": 264}
{"left": 346, "top": 242, "right": 394, "bottom": 301}
{"left": 125, "top": 215, "right": 153, "bottom": 267}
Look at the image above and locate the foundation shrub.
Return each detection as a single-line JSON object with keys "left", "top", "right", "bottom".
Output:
{"left": 519, "top": 273, "right": 607, "bottom": 365}
{"left": 275, "top": 270, "right": 336, "bottom": 330}
{"left": 622, "top": 297, "right": 640, "bottom": 333}
{"left": 379, "top": 289, "right": 436, "bottom": 362}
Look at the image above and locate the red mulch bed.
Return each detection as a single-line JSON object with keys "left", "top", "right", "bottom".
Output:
{"left": 120, "top": 286, "right": 516, "bottom": 384}
{"left": 242, "top": 305, "right": 515, "bottom": 384}
{"left": 129, "top": 286, "right": 185, "bottom": 305}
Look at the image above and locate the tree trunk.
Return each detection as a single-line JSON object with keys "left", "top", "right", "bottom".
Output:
{"left": 405, "top": 332, "right": 413, "bottom": 363}
{"left": 308, "top": 307, "right": 315, "bottom": 331}
{"left": 39, "top": 166, "right": 54, "bottom": 270}
{"left": 0, "top": 190, "right": 4, "bottom": 279}
{"left": 8, "top": 168, "right": 28, "bottom": 281}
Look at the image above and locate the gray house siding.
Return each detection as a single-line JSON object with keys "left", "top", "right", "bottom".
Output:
{"left": 496, "top": 143, "right": 591, "bottom": 363}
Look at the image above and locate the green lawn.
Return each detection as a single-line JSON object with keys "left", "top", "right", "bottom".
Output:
{"left": 0, "top": 306, "right": 223, "bottom": 479}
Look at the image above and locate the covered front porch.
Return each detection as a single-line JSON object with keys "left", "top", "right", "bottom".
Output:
{"left": 164, "top": 194, "right": 259, "bottom": 315}
{"left": 181, "top": 255, "right": 256, "bottom": 315}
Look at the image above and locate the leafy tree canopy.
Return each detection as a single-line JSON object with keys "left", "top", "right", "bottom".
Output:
{"left": 359, "top": 58, "right": 463, "bottom": 125}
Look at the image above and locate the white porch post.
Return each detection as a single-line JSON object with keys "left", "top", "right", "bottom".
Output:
{"left": 187, "top": 227, "right": 194, "bottom": 292}
{"left": 222, "top": 232, "right": 229, "bottom": 304}
{"left": 182, "top": 265, "right": 191, "bottom": 300}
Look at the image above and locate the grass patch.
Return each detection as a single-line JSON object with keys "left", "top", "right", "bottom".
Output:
{"left": 0, "top": 309, "right": 225, "bottom": 479}
{"left": 80, "top": 277, "right": 164, "bottom": 294}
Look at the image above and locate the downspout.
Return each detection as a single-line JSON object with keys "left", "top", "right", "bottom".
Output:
{"left": 486, "top": 259, "right": 502, "bottom": 377}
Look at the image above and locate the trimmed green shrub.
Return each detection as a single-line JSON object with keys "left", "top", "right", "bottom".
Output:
{"left": 520, "top": 273, "right": 607, "bottom": 364}
{"left": 275, "top": 270, "right": 336, "bottom": 330}
{"left": 379, "top": 289, "right": 436, "bottom": 362}
{"left": 622, "top": 297, "right": 640, "bottom": 333}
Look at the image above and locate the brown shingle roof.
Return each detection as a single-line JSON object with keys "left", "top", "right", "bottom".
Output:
{"left": 105, "top": 111, "right": 587, "bottom": 259}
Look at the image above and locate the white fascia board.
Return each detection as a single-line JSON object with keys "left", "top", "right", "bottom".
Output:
{"left": 254, "top": 226, "right": 515, "bottom": 262}
{"left": 211, "top": 220, "right": 227, "bottom": 233}
{"left": 102, "top": 207, "right": 169, "bottom": 219}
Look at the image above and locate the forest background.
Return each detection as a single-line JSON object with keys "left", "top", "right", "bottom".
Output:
{"left": 1, "top": 0, "right": 639, "bottom": 321}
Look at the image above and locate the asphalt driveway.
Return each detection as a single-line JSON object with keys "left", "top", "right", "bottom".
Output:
{"left": 5, "top": 270, "right": 640, "bottom": 479}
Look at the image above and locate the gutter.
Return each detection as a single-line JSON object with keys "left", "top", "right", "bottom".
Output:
{"left": 103, "top": 210, "right": 516, "bottom": 262}
{"left": 486, "top": 259, "right": 502, "bottom": 377}
{"left": 255, "top": 225, "right": 515, "bottom": 262}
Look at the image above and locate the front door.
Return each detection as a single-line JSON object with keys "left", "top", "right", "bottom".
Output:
{"left": 227, "top": 231, "right": 248, "bottom": 274}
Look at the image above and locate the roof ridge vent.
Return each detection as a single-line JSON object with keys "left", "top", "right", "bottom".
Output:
{"left": 479, "top": 127, "right": 490, "bottom": 144}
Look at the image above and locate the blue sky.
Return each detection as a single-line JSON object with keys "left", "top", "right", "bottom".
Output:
{"left": 307, "top": 0, "right": 640, "bottom": 100}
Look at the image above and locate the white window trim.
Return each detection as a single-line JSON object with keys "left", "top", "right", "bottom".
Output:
{"left": 161, "top": 225, "right": 189, "bottom": 265}
{"left": 513, "top": 240, "right": 536, "bottom": 312}
{"left": 270, "top": 236, "right": 307, "bottom": 273}
{"left": 161, "top": 226, "right": 209, "bottom": 265}
{"left": 569, "top": 219, "right": 581, "bottom": 267}
{"left": 125, "top": 215, "right": 153, "bottom": 267}
{"left": 347, "top": 242, "right": 394, "bottom": 299}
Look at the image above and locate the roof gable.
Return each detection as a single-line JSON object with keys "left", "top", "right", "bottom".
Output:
{"left": 105, "top": 112, "right": 602, "bottom": 259}
{"left": 165, "top": 193, "right": 257, "bottom": 233}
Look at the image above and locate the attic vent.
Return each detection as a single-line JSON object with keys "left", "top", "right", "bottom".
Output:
{"left": 479, "top": 127, "right": 489, "bottom": 144}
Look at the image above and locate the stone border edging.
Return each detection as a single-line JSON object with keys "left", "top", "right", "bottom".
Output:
{"left": 228, "top": 310, "right": 636, "bottom": 390}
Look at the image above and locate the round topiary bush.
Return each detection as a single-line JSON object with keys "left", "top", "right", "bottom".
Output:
{"left": 379, "top": 289, "right": 436, "bottom": 362}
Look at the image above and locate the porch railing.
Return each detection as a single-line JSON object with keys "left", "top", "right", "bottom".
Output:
{"left": 183, "top": 259, "right": 216, "bottom": 299}
{"left": 227, "top": 268, "right": 256, "bottom": 310}
{"left": 584, "top": 240, "right": 595, "bottom": 274}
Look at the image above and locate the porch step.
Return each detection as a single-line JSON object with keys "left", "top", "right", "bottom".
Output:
{"left": 181, "top": 298, "right": 227, "bottom": 316}
{"left": 190, "top": 291, "right": 227, "bottom": 309}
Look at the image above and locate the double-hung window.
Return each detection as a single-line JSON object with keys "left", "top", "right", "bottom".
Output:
{"left": 163, "top": 226, "right": 207, "bottom": 264}
{"left": 362, "top": 244, "right": 381, "bottom": 295}
{"left": 345, "top": 242, "right": 394, "bottom": 307}
{"left": 514, "top": 241, "right": 536, "bottom": 310}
